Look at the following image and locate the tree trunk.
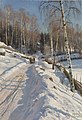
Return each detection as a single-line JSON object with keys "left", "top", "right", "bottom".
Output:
{"left": 7, "top": 10, "right": 10, "bottom": 39}
{"left": 5, "top": 10, "right": 8, "bottom": 45}
{"left": 54, "top": 30, "right": 59, "bottom": 64}
{"left": 21, "top": 15, "right": 23, "bottom": 52}
{"left": 0, "top": 19, "right": 2, "bottom": 41}
{"left": 11, "top": 18, "right": 14, "bottom": 46}
{"left": 22, "top": 23, "right": 26, "bottom": 46}
{"left": 50, "top": 34, "right": 54, "bottom": 69}
{"left": 60, "top": 0, "right": 75, "bottom": 92}
{"left": 15, "top": 21, "right": 18, "bottom": 48}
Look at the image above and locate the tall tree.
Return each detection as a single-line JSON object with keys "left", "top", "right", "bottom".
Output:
{"left": 30, "top": 16, "right": 40, "bottom": 52}
{"left": 4, "top": 5, "right": 13, "bottom": 45}
{"left": 40, "top": 0, "right": 81, "bottom": 91}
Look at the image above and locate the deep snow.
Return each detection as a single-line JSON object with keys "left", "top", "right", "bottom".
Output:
{"left": 8, "top": 58, "right": 82, "bottom": 120}
{"left": 0, "top": 47, "right": 82, "bottom": 120}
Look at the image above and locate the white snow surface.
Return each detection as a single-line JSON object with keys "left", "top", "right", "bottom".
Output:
{"left": 61, "top": 59, "right": 82, "bottom": 82}
{"left": 0, "top": 42, "right": 7, "bottom": 47}
{"left": 0, "top": 50, "right": 82, "bottom": 120}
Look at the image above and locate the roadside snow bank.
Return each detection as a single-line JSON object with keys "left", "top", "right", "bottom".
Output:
{"left": 0, "top": 53, "right": 26, "bottom": 75}
{"left": 0, "top": 42, "right": 7, "bottom": 47}
{"left": 0, "top": 41, "right": 14, "bottom": 51}
{"left": 0, "top": 50, "right": 28, "bottom": 84}
{"left": 9, "top": 62, "right": 82, "bottom": 120}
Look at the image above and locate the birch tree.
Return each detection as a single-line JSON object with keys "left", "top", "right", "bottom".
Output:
{"left": 19, "top": 9, "right": 29, "bottom": 53}
{"left": 30, "top": 16, "right": 40, "bottom": 52}
{"left": 0, "top": 9, "right": 2, "bottom": 41}
{"left": 4, "top": 5, "right": 13, "bottom": 45}
{"left": 40, "top": 0, "right": 81, "bottom": 91}
{"left": 60, "top": 0, "right": 75, "bottom": 91}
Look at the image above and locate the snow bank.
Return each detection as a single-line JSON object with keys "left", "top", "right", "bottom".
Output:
{"left": 0, "top": 49, "right": 28, "bottom": 81}
{"left": 0, "top": 48, "right": 5, "bottom": 53}
{"left": 9, "top": 61, "right": 82, "bottom": 120}
{"left": 0, "top": 41, "right": 7, "bottom": 47}
{"left": 0, "top": 41, "right": 14, "bottom": 51}
{"left": 0, "top": 50, "right": 82, "bottom": 120}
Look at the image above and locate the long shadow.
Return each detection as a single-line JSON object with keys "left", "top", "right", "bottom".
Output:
{"left": 0, "top": 80, "right": 25, "bottom": 91}
{"left": 8, "top": 64, "right": 82, "bottom": 120}
{"left": 0, "top": 62, "right": 24, "bottom": 76}
{"left": 8, "top": 65, "right": 48, "bottom": 120}
{"left": 54, "top": 67, "right": 67, "bottom": 84}
{"left": 8, "top": 65, "right": 69, "bottom": 120}
{"left": 54, "top": 66, "right": 82, "bottom": 106}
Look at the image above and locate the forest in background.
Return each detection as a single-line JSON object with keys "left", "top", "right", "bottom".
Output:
{"left": 0, "top": 4, "right": 82, "bottom": 54}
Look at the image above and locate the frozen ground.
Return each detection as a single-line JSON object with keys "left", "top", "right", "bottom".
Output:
{"left": 0, "top": 47, "right": 82, "bottom": 120}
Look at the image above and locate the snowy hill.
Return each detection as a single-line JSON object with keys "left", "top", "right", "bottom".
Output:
{"left": 0, "top": 47, "right": 82, "bottom": 120}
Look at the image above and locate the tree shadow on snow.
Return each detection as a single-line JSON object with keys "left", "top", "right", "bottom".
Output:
{"left": 8, "top": 65, "right": 48, "bottom": 120}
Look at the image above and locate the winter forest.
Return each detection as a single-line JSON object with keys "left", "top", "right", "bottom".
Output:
{"left": 0, "top": 1, "right": 82, "bottom": 54}
{"left": 0, "top": 0, "right": 82, "bottom": 120}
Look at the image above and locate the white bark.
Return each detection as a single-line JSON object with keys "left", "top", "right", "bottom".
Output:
{"left": 5, "top": 10, "right": 8, "bottom": 45}
{"left": 60, "top": 0, "right": 75, "bottom": 91}
{"left": 11, "top": 18, "right": 14, "bottom": 46}
{"left": 7, "top": 10, "right": 10, "bottom": 37}
{"left": 50, "top": 23, "right": 54, "bottom": 69}
{"left": 21, "top": 14, "right": 23, "bottom": 52}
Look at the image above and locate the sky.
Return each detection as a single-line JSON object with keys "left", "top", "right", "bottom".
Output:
{"left": 1, "top": 0, "right": 82, "bottom": 32}
{"left": 2, "top": 0, "right": 40, "bottom": 15}
{"left": 1, "top": 0, "right": 46, "bottom": 32}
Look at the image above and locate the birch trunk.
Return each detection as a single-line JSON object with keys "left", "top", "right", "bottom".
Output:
{"left": 0, "top": 17, "right": 2, "bottom": 41}
{"left": 5, "top": 10, "right": 8, "bottom": 45}
{"left": 23, "top": 24, "right": 25, "bottom": 45}
{"left": 50, "top": 22, "right": 55, "bottom": 69}
{"left": 51, "top": 35, "right": 54, "bottom": 69}
{"left": 7, "top": 10, "right": 10, "bottom": 38}
{"left": 50, "top": 24, "right": 54, "bottom": 69}
{"left": 16, "top": 22, "right": 18, "bottom": 47}
{"left": 21, "top": 14, "right": 23, "bottom": 52}
{"left": 55, "top": 30, "right": 59, "bottom": 64}
{"left": 22, "top": 23, "right": 26, "bottom": 54}
{"left": 11, "top": 18, "right": 14, "bottom": 46}
{"left": 60, "top": 0, "right": 75, "bottom": 91}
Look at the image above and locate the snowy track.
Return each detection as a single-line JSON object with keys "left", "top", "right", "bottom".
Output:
{"left": 0, "top": 76, "right": 24, "bottom": 119}
{"left": 0, "top": 50, "right": 82, "bottom": 120}
{"left": 0, "top": 61, "right": 29, "bottom": 120}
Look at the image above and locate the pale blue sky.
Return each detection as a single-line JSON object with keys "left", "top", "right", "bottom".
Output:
{"left": 1, "top": 0, "right": 45, "bottom": 32}
{"left": 1, "top": 0, "right": 82, "bottom": 32}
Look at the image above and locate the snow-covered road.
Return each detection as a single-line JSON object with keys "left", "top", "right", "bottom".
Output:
{"left": 0, "top": 50, "right": 82, "bottom": 120}
{"left": 0, "top": 61, "right": 30, "bottom": 120}
{"left": 0, "top": 50, "right": 30, "bottom": 120}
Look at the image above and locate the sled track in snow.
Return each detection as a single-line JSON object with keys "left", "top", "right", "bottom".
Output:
{"left": 0, "top": 62, "right": 23, "bottom": 76}
{"left": 0, "top": 74, "right": 25, "bottom": 119}
{"left": 0, "top": 74, "right": 24, "bottom": 92}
